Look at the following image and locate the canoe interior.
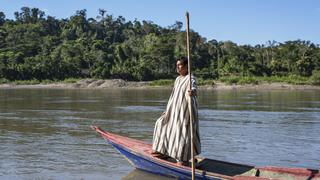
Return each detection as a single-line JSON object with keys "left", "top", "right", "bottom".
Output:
{"left": 196, "top": 157, "right": 256, "bottom": 177}
{"left": 154, "top": 156, "right": 256, "bottom": 177}
{"left": 195, "top": 157, "right": 320, "bottom": 179}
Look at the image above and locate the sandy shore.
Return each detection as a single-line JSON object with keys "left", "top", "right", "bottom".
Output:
{"left": 0, "top": 79, "right": 319, "bottom": 90}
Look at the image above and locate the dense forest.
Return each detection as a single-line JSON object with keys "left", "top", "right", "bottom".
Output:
{"left": 0, "top": 7, "right": 320, "bottom": 83}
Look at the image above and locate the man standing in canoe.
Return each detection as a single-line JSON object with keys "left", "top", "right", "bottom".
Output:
{"left": 152, "top": 57, "right": 201, "bottom": 165}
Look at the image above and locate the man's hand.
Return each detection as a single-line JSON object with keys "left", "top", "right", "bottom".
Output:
{"left": 188, "top": 89, "right": 196, "bottom": 96}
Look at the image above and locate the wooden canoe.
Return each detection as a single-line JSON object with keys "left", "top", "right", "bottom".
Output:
{"left": 92, "top": 126, "right": 319, "bottom": 180}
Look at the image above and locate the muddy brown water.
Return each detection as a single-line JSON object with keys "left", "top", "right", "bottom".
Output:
{"left": 0, "top": 88, "right": 319, "bottom": 179}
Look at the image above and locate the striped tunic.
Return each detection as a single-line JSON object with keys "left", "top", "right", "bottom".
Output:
{"left": 152, "top": 75, "right": 201, "bottom": 162}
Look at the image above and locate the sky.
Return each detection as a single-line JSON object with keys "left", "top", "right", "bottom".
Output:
{"left": 1, "top": 0, "right": 319, "bottom": 46}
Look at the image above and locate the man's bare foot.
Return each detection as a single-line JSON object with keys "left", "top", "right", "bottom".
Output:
{"left": 151, "top": 151, "right": 161, "bottom": 155}
{"left": 151, "top": 151, "right": 165, "bottom": 158}
{"left": 176, "top": 161, "right": 188, "bottom": 166}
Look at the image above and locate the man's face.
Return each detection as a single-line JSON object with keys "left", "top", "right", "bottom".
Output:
{"left": 176, "top": 60, "right": 187, "bottom": 75}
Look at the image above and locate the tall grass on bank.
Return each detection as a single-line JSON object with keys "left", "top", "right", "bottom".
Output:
{"left": 0, "top": 78, "right": 81, "bottom": 85}
{"left": 0, "top": 78, "right": 9, "bottom": 84}
{"left": 0, "top": 74, "right": 319, "bottom": 86}
{"left": 197, "top": 78, "right": 215, "bottom": 86}
{"left": 219, "top": 76, "right": 260, "bottom": 85}
{"left": 150, "top": 79, "right": 174, "bottom": 86}
{"left": 62, "top": 78, "right": 80, "bottom": 83}
{"left": 219, "top": 75, "right": 312, "bottom": 85}
{"left": 0, "top": 78, "right": 41, "bottom": 85}
{"left": 310, "top": 70, "right": 320, "bottom": 85}
{"left": 149, "top": 78, "right": 215, "bottom": 86}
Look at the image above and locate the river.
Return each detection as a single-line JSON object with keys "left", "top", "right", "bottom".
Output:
{"left": 0, "top": 88, "right": 319, "bottom": 179}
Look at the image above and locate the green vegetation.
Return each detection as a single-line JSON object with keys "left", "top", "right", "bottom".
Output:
{"left": 197, "top": 78, "right": 215, "bottom": 86}
{"left": 219, "top": 75, "right": 310, "bottom": 85}
{"left": 0, "top": 7, "right": 320, "bottom": 86}
{"left": 12, "top": 79, "right": 43, "bottom": 85}
{"left": 62, "top": 78, "right": 81, "bottom": 83}
{"left": 310, "top": 70, "right": 320, "bottom": 85}
{"left": 0, "top": 78, "right": 80, "bottom": 85}
{"left": 150, "top": 79, "right": 174, "bottom": 86}
{"left": 0, "top": 78, "right": 8, "bottom": 84}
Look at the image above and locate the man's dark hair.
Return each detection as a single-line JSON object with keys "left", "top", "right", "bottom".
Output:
{"left": 178, "top": 57, "right": 188, "bottom": 66}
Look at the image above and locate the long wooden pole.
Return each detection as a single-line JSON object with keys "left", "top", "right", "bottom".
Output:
{"left": 186, "top": 11, "right": 195, "bottom": 180}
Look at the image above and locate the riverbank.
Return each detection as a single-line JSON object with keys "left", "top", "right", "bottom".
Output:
{"left": 1, "top": 78, "right": 320, "bottom": 90}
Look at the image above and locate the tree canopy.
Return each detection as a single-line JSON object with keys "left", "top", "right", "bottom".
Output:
{"left": 0, "top": 7, "right": 319, "bottom": 81}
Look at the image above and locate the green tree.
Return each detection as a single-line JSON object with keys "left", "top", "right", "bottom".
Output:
{"left": 0, "top": 11, "right": 5, "bottom": 26}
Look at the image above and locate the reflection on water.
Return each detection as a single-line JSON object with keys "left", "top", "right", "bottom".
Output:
{"left": 115, "top": 105, "right": 164, "bottom": 112}
{"left": 122, "top": 169, "right": 174, "bottom": 180}
{"left": 0, "top": 88, "right": 319, "bottom": 179}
